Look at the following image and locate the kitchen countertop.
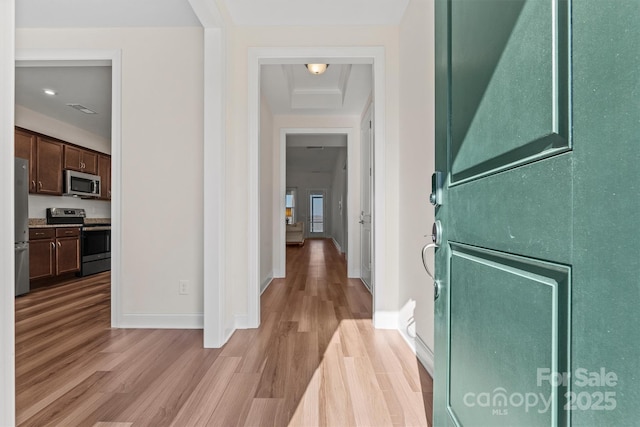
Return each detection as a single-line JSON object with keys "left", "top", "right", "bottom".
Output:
{"left": 29, "top": 218, "right": 111, "bottom": 228}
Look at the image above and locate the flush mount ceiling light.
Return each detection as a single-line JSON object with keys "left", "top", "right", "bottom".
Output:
{"left": 305, "top": 64, "right": 329, "bottom": 75}
{"left": 43, "top": 89, "right": 57, "bottom": 96}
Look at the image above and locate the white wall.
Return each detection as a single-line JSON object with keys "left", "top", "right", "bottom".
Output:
{"left": 259, "top": 94, "right": 275, "bottom": 291}
{"left": 16, "top": 105, "right": 111, "bottom": 219}
{"left": 398, "top": 0, "right": 436, "bottom": 371}
{"left": 16, "top": 27, "right": 206, "bottom": 322}
{"left": 329, "top": 148, "right": 348, "bottom": 252}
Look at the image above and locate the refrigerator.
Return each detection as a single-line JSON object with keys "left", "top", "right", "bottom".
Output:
{"left": 15, "top": 158, "right": 30, "bottom": 296}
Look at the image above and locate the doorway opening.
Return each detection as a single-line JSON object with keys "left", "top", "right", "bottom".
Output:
{"left": 249, "top": 47, "right": 388, "bottom": 330}
{"left": 279, "top": 129, "right": 357, "bottom": 279}
{"left": 15, "top": 49, "right": 122, "bottom": 328}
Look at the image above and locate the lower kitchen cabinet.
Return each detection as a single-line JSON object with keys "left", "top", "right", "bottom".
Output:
{"left": 29, "top": 227, "right": 81, "bottom": 280}
{"left": 29, "top": 229, "right": 55, "bottom": 280}
{"left": 55, "top": 228, "right": 81, "bottom": 275}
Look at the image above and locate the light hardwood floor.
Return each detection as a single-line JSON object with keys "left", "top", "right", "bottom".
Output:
{"left": 16, "top": 239, "right": 433, "bottom": 426}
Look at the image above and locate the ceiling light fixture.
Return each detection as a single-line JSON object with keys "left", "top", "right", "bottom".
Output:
{"left": 305, "top": 64, "right": 329, "bottom": 75}
{"left": 43, "top": 89, "right": 57, "bottom": 96}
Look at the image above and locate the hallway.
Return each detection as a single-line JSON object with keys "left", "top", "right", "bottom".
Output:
{"left": 16, "top": 239, "right": 432, "bottom": 426}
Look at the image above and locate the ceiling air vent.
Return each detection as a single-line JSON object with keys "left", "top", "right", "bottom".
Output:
{"left": 67, "top": 103, "right": 97, "bottom": 114}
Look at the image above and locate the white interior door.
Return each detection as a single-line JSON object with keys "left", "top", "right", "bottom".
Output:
{"left": 360, "top": 106, "right": 373, "bottom": 290}
{"left": 308, "top": 189, "right": 326, "bottom": 238}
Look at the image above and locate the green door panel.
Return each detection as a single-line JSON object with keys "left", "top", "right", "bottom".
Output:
{"left": 433, "top": 0, "right": 640, "bottom": 425}
{"left": 450, "top": 0, "right": 570, "bottom": 184}
{"left": 569, "top": 0, "right": 640, "bottom": 425}
{"left": 448, "top": 154, "right": 572, "bottom": 264}
{"left": 448, "top": 244, "right": 570, "bottom": 426}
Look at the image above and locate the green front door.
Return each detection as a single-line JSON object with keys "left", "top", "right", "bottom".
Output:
{"left": 433, "top": 0, "right": 640, "bottom": 426}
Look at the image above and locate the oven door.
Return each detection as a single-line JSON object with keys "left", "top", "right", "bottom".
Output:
{"left": 79, "top": 227, "right": 111, "bottom": 277}
{"left": 82, "top": 228, "right": 111, "bottom": 262}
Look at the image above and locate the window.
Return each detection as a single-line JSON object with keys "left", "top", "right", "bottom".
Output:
{"left": 285, "top": 188, "right": 296, "bottom": 224}
{"left": 309, "top": 192, "right": 324, "bottom": 233}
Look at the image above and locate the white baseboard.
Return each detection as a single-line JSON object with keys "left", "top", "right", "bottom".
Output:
{"left": 414, "top": 334, "right": 435, "bottom": 377}
{"left": 331, "top": 238, "right": 342, "bottom": 253}
{"left": 373, "top": 310, "right": 399, "bottom": 329}
{"left": 218, "top": 313, "right": 252, "bottom": 348}
{"left": 119, "top": 313, "right": 203, "bottom": 329}
{"left": 397, "top": 328, "right": 435, "bottom": 378}
{"left": 234, "top": 314, "right": 249, "bottom": 329}
{"left": 261, "top": 276, "right": 273, "bottom": 294}
{"left": 222, "top": 315, "right": 236, "bottom": 344}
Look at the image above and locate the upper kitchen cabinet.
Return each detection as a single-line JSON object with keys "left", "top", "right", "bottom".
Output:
{"left": 98, "top": 154, "right": 111, "bottom": 200}
{"left": 15, "top": 127, "right": 110, "bottom": 198}
{"left": 15, "top": 128, "right": 63, "bottom": 195}
{"left": 64, "top": 145, "right": 98, "bottom": 175}
{"left": 35, "top": 137, "right": 64, "bottom": 195}
{"left": 15, "top": 128, "right": 37, "bottom": 192}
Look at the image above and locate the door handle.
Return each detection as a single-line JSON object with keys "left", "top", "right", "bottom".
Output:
{"left": 359, "top": 220, "right": 364, "bottom": 224}
{"left": 421, "top": 243, "right": 440, "bottom": 300}
{"left": 423, "top": 220, "right": 443, "bottom": 301}
{"left": 421, "top": 243, "right": 438, "bottom": 282}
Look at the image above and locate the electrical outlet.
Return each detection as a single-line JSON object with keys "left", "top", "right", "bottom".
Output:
{"left": 179, "top": 280, "right": 189, "bottom": 295}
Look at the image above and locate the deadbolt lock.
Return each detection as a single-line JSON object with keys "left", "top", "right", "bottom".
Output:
{"left": 430, "top": 171, "right": 443, "bottom": 207}
{"left": 432, "top": 220, "right": 443, "bottom": 245}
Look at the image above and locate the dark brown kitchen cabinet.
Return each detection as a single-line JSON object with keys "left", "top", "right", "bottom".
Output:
{"left": 29, "top": 227, "right": 80, "bottom": 280}
{"left": 15, "top": 127, "right": 109, "bottom": 197}
{"left": 35, "top": 137, "right": 64, "bottom": 195}
{"left": 16, "top": 129, "right": 63, "bottom": 195}
{"left": 55, "top": 228, "right": 81, "bottom": 275}
{"left": 15, "top": 128, "right": 37, "bottom": 192}
{"left": 64, "top": 145, "right": 98, "bottom": 174}
{"left": 98, "top": 154, "right": 111, "bottom": 200}
{"left": 29, "top": 229, "right": 55, "bottom": 280}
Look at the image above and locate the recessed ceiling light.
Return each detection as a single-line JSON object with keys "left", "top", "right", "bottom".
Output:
{"left": 43, "top": 89, "right": 57, "bottom": 96}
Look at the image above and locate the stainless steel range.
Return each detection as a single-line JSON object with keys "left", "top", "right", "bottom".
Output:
{"left": 47, "top": 208, "right": 111, "bottom": 277}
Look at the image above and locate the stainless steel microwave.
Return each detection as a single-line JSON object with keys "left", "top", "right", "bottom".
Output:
{"left": 64, "top": 169, "right": 101, "bottom": 198}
